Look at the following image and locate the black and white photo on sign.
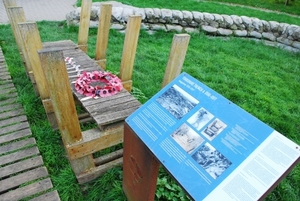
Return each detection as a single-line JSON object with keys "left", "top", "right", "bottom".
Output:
{"left": 156, "top": 84, "right": 199, "bottom": 120}
{"left": 192, "top": 143, "right": 232, "bottom": 179}
{"left": 201, "top": 118, "right": 227, "bottom": 140}
{"left": 187, "top": 107, "right": 214, "bottom": 131}
{"left": 171, "top": 123, "right": 205, "bottom": 154}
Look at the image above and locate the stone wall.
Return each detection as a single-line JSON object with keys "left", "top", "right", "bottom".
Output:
{"left": 66, "top": 1, "right": 300, "bottom": 51}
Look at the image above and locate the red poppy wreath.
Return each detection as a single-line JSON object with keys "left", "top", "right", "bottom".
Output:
{"left": 75, "top": 71, "right": 123, "bottom": 98}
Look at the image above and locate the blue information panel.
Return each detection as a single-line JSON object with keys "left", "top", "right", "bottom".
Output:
{"left": 126, "top": 72, "right": 300, "bottom": 201}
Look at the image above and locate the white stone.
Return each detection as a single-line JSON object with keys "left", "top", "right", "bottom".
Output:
{"left": 185, "top": 27, "right": 199, "bottom": 33}
{"left": 182, "top": 10, "right": 193, "bottom": 23}
{"left": 134, "top": 8, "right": 146, "bottom": 20}
{"left": 277, "top": 37, "right": 293, "bottom": 46}
{"left": 153, "top": 8, "right": 161, "bottom": 18}
{"left": 151, "top": 24, "right": 167, "bottom": 31}
{"left": 262, "top": 32, "right": 276, "bottom": 41}
{"left": 192, "top": 11, "right": 204, "bottom": 23}
{"left": 166, "top": 24, "right": 183, "bottom": 32}
{"left": 217, "top": 28, "right": 233, "bottom": 36}
{"left": 112, "top": 7, "right": 124, "bottom": 22}
{"left": 213, "top": 14, "right": 223, "bottom": 23}
{"left": 145, "top": 8, "right": 155, "bottom": 19}
{"left": 261, "top": 20, "right": 270, "bottom": 32}
{"left": 222, "top": 14, "right": 233, "bottom": 27}
{"left": 172, "top": 10, "right": 183, "bottom": 20}
{"left": 203, "top": 12, "right": 214, "bottom": 22}
{"left": 110, "top": 23, "right": 126, "bottom": 30}
{"left": 269, "top": 21, "right": 279, "bottom": 32}
{"left": 249, "top": 31, "right": 262, "bottom": 38}
{"left": 234, "top": 30, "right": 248, "bottom": 37}
{"left": 201, "top": 25, "right": 217, "bottom": 34}
{"left": 122, "top": 7, "right": 134, "bottom": 22}
{"left": 292, "top": 41, "right": 300, "bottom": 49}
{"left": 251, "top": 17, "right": 263, "bottom": 32}
{"left": 161, "top": 9, "right": 172, "bottom": 21}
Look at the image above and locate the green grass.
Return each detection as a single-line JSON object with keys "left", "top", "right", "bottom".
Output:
{"left": 207, "top": 0, "right": 300, "bottom": 16}
{"left": 85, "top": 0, "right": 300, "bottom": 26}
{"left": 1, "top": 1, "right": 300, "bottom": 200}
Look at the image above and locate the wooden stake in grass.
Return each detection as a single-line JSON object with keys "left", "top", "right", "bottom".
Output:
{"left": 78, "top": 0, "right": 92, "bottom": 53}
{"left": 119, "top": 15, "right": 142, "bottom": 92}
{"left": 162, "top": 34, "right": 190, "bottom": 88}
{"left": 95, "top": 3, "right": 112, "bottom": 70}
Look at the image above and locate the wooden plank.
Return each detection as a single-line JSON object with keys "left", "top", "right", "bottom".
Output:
{"left": 77, "top": 157, "right": 123, "bottom": 184}
{"left": 38, "top": 50, "right": 82, "bottom": 144}
{"left": 0, "top": 102, "right": 22, "bottom": 113}
{"left": 0, "top": 115, "right": 28, "bottom": 128}
{"left": 0, "top": 82, "right": 14, "bottom": 89}
{"left": 0, "top": 97, "right": 17, "bottom": 107}
{"left": 67, "top": 125, "right": 123, "bottom": 160}
{"left": 0, "top": 121, "right": 30, "bottom": 136}
{"left": 0, "top": 178, "right": 53, "bottom": 201}
{"left": 0, "top": 108, "right": 24, "bottom": 120}
{"left": 6, "top": 7, "right": 29, "bottom": 76}
{"left": 78, "top": 0, "right": 92, "bottom": 53}
{"left": 0, "top": 127, "right": 31, "bottom": 144}
{"left": 0, "top": 137, "right": 36, "bottom": 154}
{"left": 119, "top": 15, "right": 142, "bottom": 92}
{"left": 94, "top": 149, "right": 123, "bottom": 166}
{"left": 0, "top": 146, "right": 39, "bottom": 166}
{"left": 18, "top": 22, "right": 49, "bottom": 98}
{"left": 29, "top": 190, "right": 60, "bottom": 201}
{"left": 89, "top": 101, "right": 140, "bottom": 126}
{"left": 43, "top": 40, "right": 77, "bottom": 50}
{"left": 161, "top": 34, "right": 190, "bottom": 88}
{"left": 0, "top": 155, "right": 44, "bottom": 178}
{"left": 38, "top": 49, "right": 95, "bottom": 175}
{"left": 84, "top": 95, "right": 139, "bottom": 113}
{"left": 0, "top": 166, "right": 48, "bottom": 193}
{"left": 0, "top": 86, "right": 16, "bottom": 94}
{"left": 95, "top": 3, "right": 112, "bottom": 70}
{"left": 6, "top": 6, "right": 26, "bottom": 60}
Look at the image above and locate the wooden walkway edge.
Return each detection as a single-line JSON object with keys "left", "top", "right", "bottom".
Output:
{"left": 0, "top": 47, "right": 60, "bottom": 201}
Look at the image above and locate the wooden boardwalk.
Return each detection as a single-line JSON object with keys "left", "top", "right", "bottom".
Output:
{"left": 0, "top": 47, "right": 60, "bottom": 201}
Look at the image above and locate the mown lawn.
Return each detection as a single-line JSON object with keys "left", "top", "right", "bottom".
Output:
{"left": 0, "top": 0, "right": 299, "bottom": 200}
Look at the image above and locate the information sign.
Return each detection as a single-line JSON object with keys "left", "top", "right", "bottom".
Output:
{"left": 125, "top": 72, "right": 300, "bottom": 200}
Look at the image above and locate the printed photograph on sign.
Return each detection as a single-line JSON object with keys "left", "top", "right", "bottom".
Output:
{"left": 201, "top": 118, "right": 227, "bottom": 141}
{"left": 171, "top": 123, "right": 205, "bottom": 154}
{"left": 188, "top": 107, "right": 214, "bottom": 131}
{"left": 156, "top": 84, "right": 198, "bottom": 120}
{"left": 192, "top": 143, "right": 232, "bottom": 179}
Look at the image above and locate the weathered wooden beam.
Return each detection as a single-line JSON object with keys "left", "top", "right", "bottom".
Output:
{"left": 95, "top": 3, "right": 112, "bottom": 70}
{"left": 119, "top": 15, "right": 142, "bottom": 92}
{"left": 18, "top": 22, "right": 48, "bottom": 98}
{"left": 161, "top": 34, "right": 190, "bottom": 88}
{"left": 38, "top": 49, "right": 82, "bottom": 144}
{"left": 38, "top": 49, "right": 95, "bottom": 174}
{"left": 6, "top": 7, "right": 28, "bottom": 76}
{"left": 66, "top": 124, "right": 123, "bottom": 160}
{"left": 77, "top": 157, "right": 123, "bottom": 184}
{"left": 78, "top": 0, "right": 92, "bottom": 53}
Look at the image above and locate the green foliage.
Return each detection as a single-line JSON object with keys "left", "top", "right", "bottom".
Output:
{"left": 156, "top": 169, "right": 191, "bottom": 201}
{"left": 1, "top": 1, "right": 300, "bottom": 200}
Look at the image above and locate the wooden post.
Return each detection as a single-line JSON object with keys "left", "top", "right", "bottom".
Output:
{"left": 119, "top": 15, "right": 142, "bottom": 92}
{"left": 6, "top": 7, "right": 28, "bottom": 74}
{"left": 78, "top": 0, "right": 92, "bottom": 53}
{"left": 123, "top": 122, "right": 160, "bottom": 201}
{"left": 18, "top": 22, "right": 58, "bottom": 129}
{"left": 161, "top": 34, "right": 190, "bottom": 88}
{"left": 38, "top": 49, "right": 95, "bottom": 174}
{"left": 95, "top": 3, "right": 112, "bottom": 70}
